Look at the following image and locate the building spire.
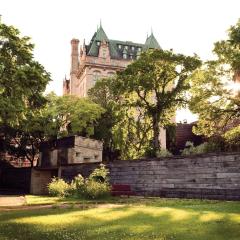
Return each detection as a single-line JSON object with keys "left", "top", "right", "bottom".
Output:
{"left": 100, "top": 19, "right": 102, "bottom": 28}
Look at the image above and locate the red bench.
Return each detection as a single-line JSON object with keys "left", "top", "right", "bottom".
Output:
{"left": 111, "top": 184, "right": 135, "bottom": 197}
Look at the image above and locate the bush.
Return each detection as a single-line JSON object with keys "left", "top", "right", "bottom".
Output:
{"left": 223, "top": 126, "right": 240, "bottom": 150}
{"left": 181, "top": 141, "right": 220, "bottom": 156}
{"left": 47, "top": 165, "right": 111, "bottom": 200}
{"left": 48, "top": 178, "right": 70, "bottom": 197}
{"left": 89, "top": 164, "right": 109, "bottom": 183}
{"left": 156, "top": 149, "right": 173, "bottom": 157}
{"left": 83, "top": 179, "right": 111, "bottom": 199}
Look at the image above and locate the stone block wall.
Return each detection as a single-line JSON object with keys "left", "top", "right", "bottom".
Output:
{"left": 108, "top": 153, "right": 240, "bottom": 200}
{"left": 30, "top": 169, "right": 53, "bottom": 195}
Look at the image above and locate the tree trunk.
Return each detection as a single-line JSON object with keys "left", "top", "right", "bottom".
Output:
{"left": 152, "top": 114, "right": 160, "bottom": 156}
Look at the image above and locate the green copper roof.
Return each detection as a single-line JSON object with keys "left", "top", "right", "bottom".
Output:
{"left": 95, "top": 25, "right": 109, "bottom": 42}
{"left": 144, "top": 33, "right": 161, "bottom": 50}
{"left": 87, "top": 25, "right": 109, "bottom": 56}
{"left": 86, "top": 25, "right": 161, "bottom": 60}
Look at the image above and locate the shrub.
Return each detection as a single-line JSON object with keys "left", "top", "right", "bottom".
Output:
{"left": 72, "top": 174, "right": 85, "bottom": 197}
{"left": 48, "top": 178, "right": 70, "bottom": 197}
{"left": 89, "top": 164, "right": 109, "bottom": 183}
{"left": 223, "top": 126, "right": 240, "bottom": 150}
{"left": 47, "top": 164, "right": 111, "bottom": 200}
{"left": 181, "top": 141, "right": 220, "bottom": 156}
{"left": 156, "top": 149, "right": 173, "bottom": 157}
{"left": 83, "top": 179, "right": 111, "bottom": 199}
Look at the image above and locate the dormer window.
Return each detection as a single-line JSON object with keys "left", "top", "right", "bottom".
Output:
{"left": 96, "top": 41, "right": 101, "bottom": 46}
{"left": 118, "top": 44, "right": 122, "bottom": 49}
{"left": 124, "top": 46, "right": 128, "bottom": 50}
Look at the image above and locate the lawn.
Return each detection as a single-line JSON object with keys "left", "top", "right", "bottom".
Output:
{"left": 0, "top": 197, "right": 240, "bottom": 240}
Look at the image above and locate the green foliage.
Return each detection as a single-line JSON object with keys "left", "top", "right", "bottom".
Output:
{"left": 156, "top": 149, "right": 173, "bottom": 157}
{"left": 89, "top": 164, "right": 110, "bottom": 183}
{"left": 1, "top": 93, "right": 104, "bottom": 166}
{"left": 189, "top": 20, "right": 240, "bottom": 144}
{"left": 75, "top": 164, "right": 111, "bottom": 199}
{"left": 0, "top": 22, "right": 51, "bottom": 166}
{"left": 83, "top": 179, "right": 111, "bottom": 200}
{"left": 116, "top": 49, "right": 201, "bottom": 155}
{"left": 181, "top": 141, "right": 220, "bottom": 156}
{"left": 89, "top": 49, "right": 201, "bottom": 159}
{"left": 48, "top": 178, "right": 71, "bottom": 197}
{"left": 88, "top": 77, "right": 124, "bottom": 160}
{"left": 48, "top": 165, "right": 111, "bottom": 200}
{"left": 224, "top": 125, "right": 240, "bottom": 150}
{"left": 42, "top": 93, "right": 105, "bottom": 138}
{"left": 0, "top": 22, "right": 50, "bottom": 126}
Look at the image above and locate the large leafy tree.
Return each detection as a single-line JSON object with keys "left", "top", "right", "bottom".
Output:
{"left": 0, "top": 22, "right": 50, "bottom": 126}
{"left": 3, "top": 93, "right": 104, "bottom": 166}
{"left": 0, "top": 22, "right": 50, "bottom": 166}
{"left": 88, "top": 77, "right": 123, "bottom": 160}
{"left": 116, "top": 49, "right": 201, "bottom": 155}
{"left": 89, "top": 77, "right": 153, "bottom": 160}
{"left": 189, "top": 20, "right": 240, "bottom": 149}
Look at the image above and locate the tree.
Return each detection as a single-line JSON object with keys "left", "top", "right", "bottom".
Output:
{"left": 189, "top": 20, "right": 240, "bottom": 148}
{"left": 88, "top": 77, "right": 123, "bottom": 160}
{"left": 0, "top": 22, "right": 51, "bottom": 126}
{"left": 116, "top": 49, "right": 201, "bottom": 156}
{"left": 2, "top": 93, "right": 104, "bottom": 167}
{"left": 89, "top": 77, "right": 153, "bottom": 160}
{"left": 49, "top": 94, "right": 105, "bottom": 137}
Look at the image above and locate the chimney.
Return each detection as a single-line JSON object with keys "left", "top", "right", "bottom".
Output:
{"left": 70, "top": 39, "right": 79, "bottom": 75}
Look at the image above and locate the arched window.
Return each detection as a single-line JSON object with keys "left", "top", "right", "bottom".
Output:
{"left": 93, "top": 70, "right": 101, "bottom": 83}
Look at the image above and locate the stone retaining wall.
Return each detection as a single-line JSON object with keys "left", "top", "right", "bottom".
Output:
{"left": 60, "top": 153, "right": 240, "bottom": 200}
{"left": 108, "top": 153, "right": 240, "bottom": 200}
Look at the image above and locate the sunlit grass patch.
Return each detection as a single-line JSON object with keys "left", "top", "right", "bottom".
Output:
{"left": 0, "top": 198, "right": 240, "bottom": 240}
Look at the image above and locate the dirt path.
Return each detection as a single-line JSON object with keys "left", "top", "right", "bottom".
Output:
{"left": 0, "top": 195, "right": 26, "bottom": 207}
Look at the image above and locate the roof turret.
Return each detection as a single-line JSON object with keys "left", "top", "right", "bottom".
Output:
{"left": 144, "top": 31, "right": 161, "bottom": 50}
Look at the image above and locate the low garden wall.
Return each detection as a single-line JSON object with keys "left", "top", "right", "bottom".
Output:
{"left": 61, "top": 152, "right": 240, "bottom": 200}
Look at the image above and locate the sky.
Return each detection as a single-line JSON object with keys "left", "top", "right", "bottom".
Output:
{"left": 1, "top": 0, "right": 240, "bottom": 122}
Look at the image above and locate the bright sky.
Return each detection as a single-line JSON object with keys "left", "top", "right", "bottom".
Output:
{"left": 1, "top": 0, "right": 240, "bottom": 123}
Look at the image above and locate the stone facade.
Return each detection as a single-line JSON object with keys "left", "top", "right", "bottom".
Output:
{"left": 30, "top": 169, "right": 53, "bottom": 195}
{"left": 63, "top": 24, "right": 161, "bottom": 97}
{"left": 39, "top": 136, "right": 103, "bottom": 168}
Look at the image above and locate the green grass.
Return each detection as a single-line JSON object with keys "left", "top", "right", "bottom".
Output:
{"left": 0, "top": 197, "right": 240, "bottom": 240}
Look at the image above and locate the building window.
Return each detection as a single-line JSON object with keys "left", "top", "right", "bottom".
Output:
{"left": 102, "top": 49, "right": 106, "bottom": 58}
{"left": 123, "top": 53, "right": 127, "bottom": 59}
{"left": 76, "top": 152, "right": 81, "bottom": 157}
{"left": 97, "top": 41, "right": 100, "bottom": 46}
{"left": 138, "top": 47, "right": 141, "bottom": 51}
{"left": 118, "top": 44, "right": 122, "bottom": 49}
{"left": 131, "top": 46, "right": 135, "bottom": 51}
{"left": 108, "top": 71, "right": 115, "bottom": 76}
{"left": 130, "top": 54, "right": 133, "bottom": 59}
{"left": 124, "top": 46, "right": 128, "bottom": 50}
{"left": 93, "top": 70, "right": 101, "bottom": 83}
